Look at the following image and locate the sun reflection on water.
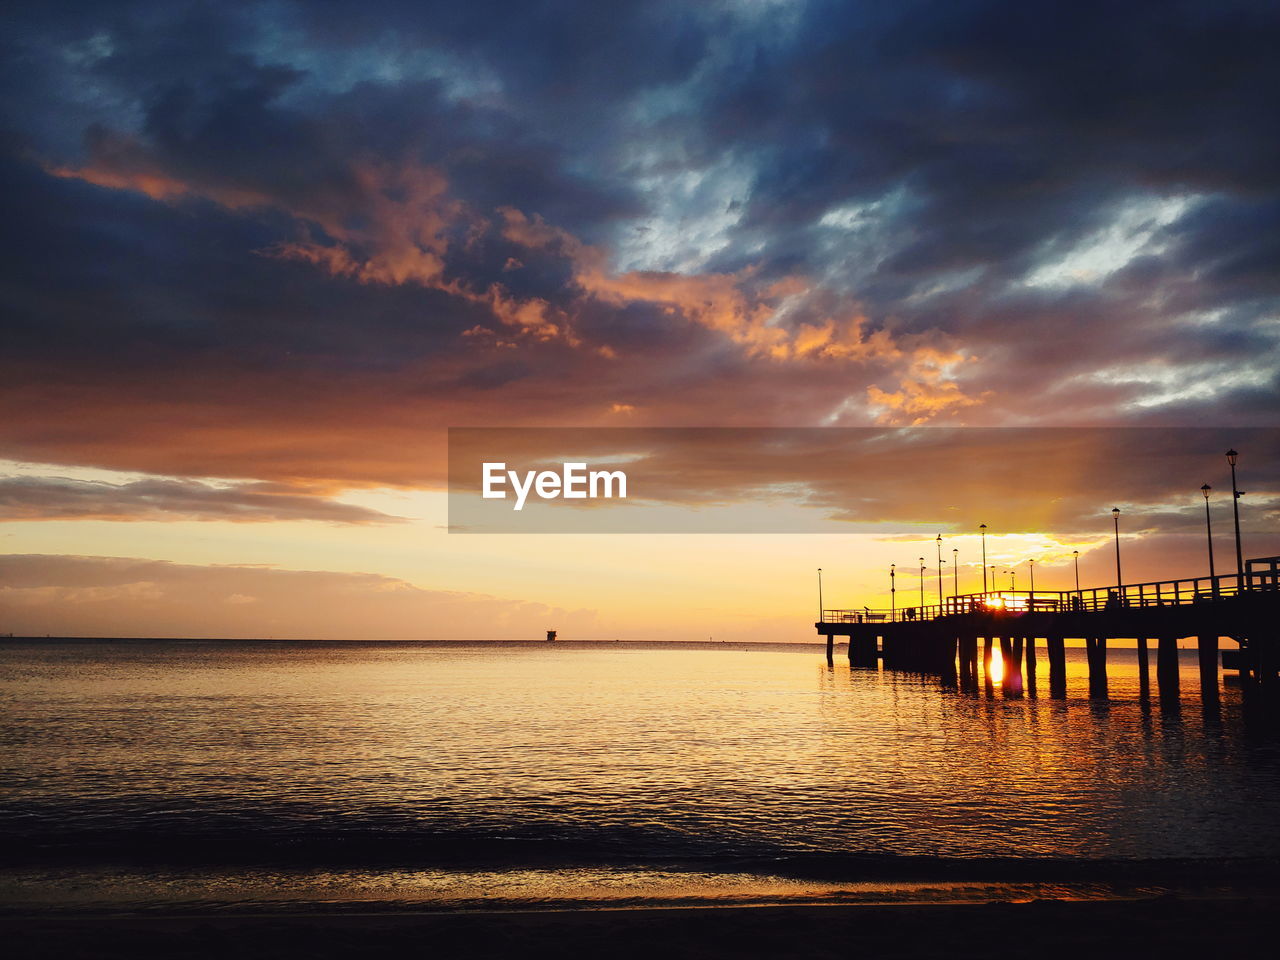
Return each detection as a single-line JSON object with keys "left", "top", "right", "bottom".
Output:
{"left": 988, "top": 642, "right": 1004, "bottom": 684}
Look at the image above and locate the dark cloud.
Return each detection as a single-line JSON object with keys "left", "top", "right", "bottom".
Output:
{"left": 0, "top": 475, "right": 402, "bottom": 524}
{"left": 0, "top": 0, "right": 1276, "bottom": 493}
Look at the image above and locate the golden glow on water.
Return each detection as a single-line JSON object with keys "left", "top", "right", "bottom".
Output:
{"left": 2, "top": 640, "right": 1277, "bottom": 909}
{"left": 988, "top": 643, "right": 1004, "bottom": 684}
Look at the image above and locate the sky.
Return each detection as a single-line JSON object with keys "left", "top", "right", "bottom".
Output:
{"left": 1, "top": 0, "right": 1277, "bottom": 639}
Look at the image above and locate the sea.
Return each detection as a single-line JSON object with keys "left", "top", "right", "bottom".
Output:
{"left": 4, "top": 639, "right": 1280, "bottom": 915}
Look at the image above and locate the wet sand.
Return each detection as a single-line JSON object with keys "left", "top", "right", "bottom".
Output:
{"left": 5, "top": 896, "right": 1276, "bottom": 959}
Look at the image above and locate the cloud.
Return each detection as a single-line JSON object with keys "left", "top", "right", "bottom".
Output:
{"left": 0, "top": 475, "right": 402, "bottom": 524}
{"left": 0, "top": 554, "right": 598, "bottom": 639}
{"left": 0, "top": 0, "right": 1275, "bottom": 497}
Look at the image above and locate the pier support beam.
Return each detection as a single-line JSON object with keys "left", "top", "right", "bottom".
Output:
{"left": 1086, "top": 636, "right": 1108, "bottom": 698}
{"left": 1003, "top": 637, "right": 1024, "bottom": 698}
{"left": 826, "top": 633, "right": 834, "bottom": 665}
{"left": 1254, "top": 642, "right": 1274, "bottom": 686}
{"left": 940, "top": 636, "right": 958, "bottom": 687}
{"left": 1157, "top": 636, "right": 1180, "bottom": 705}
{"left": 1137, "top": 637, "right": 1151, "bottom": 696}
{"left": 1198, "top": 634, "right": 1219, "bottom": 704}
{"left": 1047, "top": 635, "right": 1066, "bottom": 699}
{"left": 959, "top": 634, "right": 979, "bottom": 689}
{"left": 999, "top": 637, "right": 1011, "bottom": 695}
{"left": 848, "top": 635, "right": 878, "bottom": 669}
{"left": 1024, "top": 636, "right": 1037, "bottom": 697}
{"left": 1250, "top": 638, "right": 1279, "bottom": 688}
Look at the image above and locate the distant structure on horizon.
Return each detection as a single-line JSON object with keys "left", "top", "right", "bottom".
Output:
{"left": 546, "top": 629, "right": 557, "bottom": 642}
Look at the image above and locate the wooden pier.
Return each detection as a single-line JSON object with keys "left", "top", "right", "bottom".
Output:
{"left": 817, "top": 556, "right": 1280, "bottom": 701}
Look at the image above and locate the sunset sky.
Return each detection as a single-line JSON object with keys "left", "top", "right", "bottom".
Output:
{"left": 1, "top": 1, "right": 1277, "bottom": 640}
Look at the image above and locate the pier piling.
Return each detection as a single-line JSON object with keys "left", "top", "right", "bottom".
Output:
{"left": 1137, "top": 637, "right": 1151, "bottom": 696}
{"left": 1198, "top": 634, "right": 1219, "bottom": 704}
{"left": 1047, "top": 635, "right": 1066, "bottom": 699}
{"left": 1003, "top": 637, "right": 1024, "bottom": 698}
{"left": 1157, "top": 636, "right": 1180, "bottom": 701}
{"left": 848, "top": 634, "right": 878, "bottom": 668}
{"left": 1086, "top": 637, "right": 1108, "bottom": 698}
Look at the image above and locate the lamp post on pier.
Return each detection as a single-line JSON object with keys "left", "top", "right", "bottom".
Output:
{"left": 1226, "top": 449, "right": 1245, "bottom": 586}
{"left": 1201, "top": 484, "right": 1217, "bottom": 590}
{"left": 936, "top": 534, "right": 943, "bottom": 606}
{"left": 890, "top": 564, "right": 896, "bottom": 621}
{"left": 817, "top": 568, "right": 823, "bottom": 622}
{"left": 1111, "top": 507, "right": 1122, "bottom": 588}
{"left": 1073, "top": 549, "right": 1080, "bottom": 592}
{"left": 952, "top": 547, "right": 958, "bottom": 599}
{"left": 1029, "top": 559, "right": 1036, "bottom": 600}
{"left": 918, "top": 557, "right": 925, "bottom": 610}
{"left": 980, "top": 524, "right": 988, "bottom": 592}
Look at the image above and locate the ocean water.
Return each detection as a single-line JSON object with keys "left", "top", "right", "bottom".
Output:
{"left": 3, "top": 640, "right": 1280, "bottom": 912}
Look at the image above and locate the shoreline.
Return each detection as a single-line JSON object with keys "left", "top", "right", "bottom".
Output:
{"left": 5, "top": 896, "right": 1276, "bottom": 959}
{"left": 3, "top": 886, "right": 1276, "bottom": 917}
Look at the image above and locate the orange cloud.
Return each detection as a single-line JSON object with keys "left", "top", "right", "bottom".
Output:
{"left": 24, "top": 148, "right": 1002, "bottom": 494}
{"left": 267, "top": 162, "right": 456, "bottom": 287}
{"left": 50, "top": 129, "right": 270, "bottom": 207}
{"left": 866, "top": 346, "right": 991, "bottom": 424}
{"left": 54, "top": 141, "right": 988, "bottom": 412}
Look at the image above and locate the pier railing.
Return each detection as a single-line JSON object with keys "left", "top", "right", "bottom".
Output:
{"left": 822, "top": 559, "right": 1280, "bottom": 625}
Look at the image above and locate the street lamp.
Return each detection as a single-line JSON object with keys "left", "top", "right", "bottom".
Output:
{"left": 952, "top": 547, "right": 958, "bottom": 599}
{"left": 1111, "top": 507, "right": 1122, "bottom": 588}
{"left": 1005, "top": 569, "right": 1015, "bottom": 591}
{"left": 890, "top": 564, "right": 896, "bottom": 621}
{"left": 936, "top": 534, "right": 944, "bottom": 606}
{"left": 1073, "top": 549, "right": 1080, "bottom": 592}
{"left": 989, "top": 565, "right": 996, "bottom": 592}
{"left": 1201, "top": 484, "right": 1216, "bottom": 588}
{"left": 919, "top": 557, "right": 925, "bottom": 609}
{"left": 980, "top": 523, "right": 988, "bottom": 592}
{"left": 817, "top": 567, "right": 823, "bottom": 621}
{"left": 1029, "top": 559, "right": 1036, "bottom": 599}
{"left": 1226, "top": 449, "right": 1245, "bottom": 584}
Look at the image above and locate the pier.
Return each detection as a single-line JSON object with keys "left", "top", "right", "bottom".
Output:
{"left": 817, "top": 556, "right": 1280, "bottom": 701}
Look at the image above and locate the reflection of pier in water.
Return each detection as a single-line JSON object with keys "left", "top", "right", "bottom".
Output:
{"left": 817, "top": 556, "right": 1280, "bottom": 704}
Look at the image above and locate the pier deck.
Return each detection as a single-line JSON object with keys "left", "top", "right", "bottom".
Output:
{"left": 817, "top": 556, "right": 1280, "bottom": 698}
